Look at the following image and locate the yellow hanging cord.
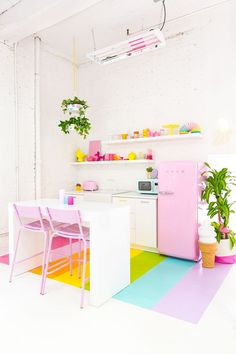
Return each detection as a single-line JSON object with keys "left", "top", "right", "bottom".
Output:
{"left": 73, "top": 37, "right": 78, "bottom": 96}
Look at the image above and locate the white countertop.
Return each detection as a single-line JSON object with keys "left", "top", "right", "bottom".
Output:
{"left": 113, "top": 191, "right": 158, "bottom": 200}
{"left": 11, "top": 198, "right": 129, "bottom": 213}
{"left": 65, "top": 190, "right": 158, "bottom": 200}
{"left": 65, "top": 189, "right": 130, "bottom": 196}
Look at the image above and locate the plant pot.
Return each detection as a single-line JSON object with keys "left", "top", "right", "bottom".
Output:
{"left": 67, "top": 104, "right": 80, "bottom": 113}
{"left": 198, "top": 241, "right": 217, "bottom": 268}
{"left": 215, "top": 239, "right": 236, "bottom": 264}
{"left": 146, "top": 172, "right": 152, "bottom": 179}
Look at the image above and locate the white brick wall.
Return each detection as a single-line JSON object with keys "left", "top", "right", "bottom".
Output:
{"left": 0, "top": 38, "right": 35, "bottom": 234}
{"left": 0, "top": 43, "right": 15, "bottom": 234}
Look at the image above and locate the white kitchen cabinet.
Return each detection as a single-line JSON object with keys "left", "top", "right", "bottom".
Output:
{"left": 112, "top": 197, "right": 136, "bottom": 243}
{"left": 135, "top": 199, "right": 157, "bottom": 248}
{"left": 112, "top": 195, "right": 157, "bottom": 249}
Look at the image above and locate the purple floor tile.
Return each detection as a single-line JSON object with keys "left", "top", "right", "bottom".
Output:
{"left": 153, "top": 262, "right": 232, "bottom": 323}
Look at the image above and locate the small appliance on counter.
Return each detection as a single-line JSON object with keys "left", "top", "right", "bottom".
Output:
{"left": 83, "top": 181, "right": 98, "bottom": 191}
{"left": 137, "top": 179, "right": 158, "bottom": 195}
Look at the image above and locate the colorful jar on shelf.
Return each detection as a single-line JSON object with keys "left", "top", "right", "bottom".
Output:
{"left": 128, "top": 152, "right": 137, "bottom": 160}
{"left": 75, "top": 183, "right": 82, "bottom": 192}
{"left": 121, "top": 133, "right": 128, "bottom": 140}
{"left": 142, "top": 129, "right": 150, "bottom": 138}
{"left": 133, "top": 131, "right": 140, "bottom": 138}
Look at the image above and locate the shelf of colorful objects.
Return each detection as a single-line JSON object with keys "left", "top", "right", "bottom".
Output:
{"left": 71, "top": 159, "right": 155, "bottom": 166}
{"left": 102, "top": 133, "right": 203, "bottom": 145}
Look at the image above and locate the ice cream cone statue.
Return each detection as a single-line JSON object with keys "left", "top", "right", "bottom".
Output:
{"left": 198, "top": 219, "right": 217, "bottom": 268}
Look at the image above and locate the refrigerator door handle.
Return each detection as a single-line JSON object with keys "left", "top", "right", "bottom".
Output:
{"left": 159, "top": 191, "right": 174, "bottom": 195}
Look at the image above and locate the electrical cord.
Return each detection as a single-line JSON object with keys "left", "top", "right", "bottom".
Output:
{"left": 159, "top": 0, "right": 166, "bottom": 31}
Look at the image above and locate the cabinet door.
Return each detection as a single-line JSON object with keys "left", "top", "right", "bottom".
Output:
{"left": 135, "top": 199, "right": 157, "bottom": 248}
{"left": 112, "top": 197, "right": 136, "bottom": 243}
{"left": 74, "top": 195, "right": 85, "bottom": 203}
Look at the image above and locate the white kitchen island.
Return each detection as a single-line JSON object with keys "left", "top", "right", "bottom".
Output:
{"left": 8, "top": 199, "right": 130, "bottom": 306}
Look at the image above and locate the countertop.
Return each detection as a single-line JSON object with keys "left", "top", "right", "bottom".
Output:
{"left": 112, "top": 191, "right": 158, "bottom": 200}
{"left": 65, "top": 190, "right": 158, "bottom": 200}
{"left": 65, "top": 189, "right": 130, "bottom": 196}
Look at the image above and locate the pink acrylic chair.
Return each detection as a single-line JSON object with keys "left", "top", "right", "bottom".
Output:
{"left": 41, "top": 207, "right": 90, "bottom": 308}
{"left": 9, "top": 204, "right": 51, "bottom": 285}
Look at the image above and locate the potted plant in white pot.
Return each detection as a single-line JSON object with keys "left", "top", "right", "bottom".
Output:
{"left": 146, "top": 167, "right": 153, "bottom": 179}
{"left": 201, "top": 162, "right": 236, "bottom": 264}
{"left": 58, "top": 96, "right": 91, "bottom": 139}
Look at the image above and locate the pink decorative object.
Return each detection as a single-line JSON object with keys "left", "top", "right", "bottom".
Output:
{"left": 146, "top": 149, "right": 153, "bottom": 160}
{"left": 67, "top": 196, "right": 75, "bottom": 205}
{"left": 89, "top": 140, "right": 101, "bottom": 157}
{"left": 108, "top": 153, "right": 115, "bottom": 160}
{"left": 87, "top": 156, "right": 95, "bottom": 162}
{"left": 215, "top": 255, "right": 236, "bottom": 264}
{"left": 219, "top": 226, "right": 230, "bottom": 234}
{"left": 94, "top": 151, "right": 105, "bottom": 161}
{"left": 154, "top": 131, "right": 160, "bottom": 137}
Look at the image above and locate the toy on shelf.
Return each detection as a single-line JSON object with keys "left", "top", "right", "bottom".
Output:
{"left": 162, "top": 124, "right": 180, "bottom": 135}
{"left": 137, "top": 152, "right": 145, "bottom": 159}
{"left": 75, "top": 183, "right": 82, "bottom": 192}
{"left": 146, "top": 149, "right": 153, "bottom": 160}
{"left": 121, "top": 133, "right": 128, "bottom": 140}
{"left": 187, "top": 122, "right": 201, "bottom": 134}
{"left": 76, "top": 148, "right": 87, "bottom": 162}
{"left": 94, "top": 151, "right": 105, "bottom": 161}
{"left": 87, "top": 156, "right": 95, "bottom": 162}
{"left": 151, "top": 168, "right": 158, "bottom": 179}
{"left": 133, "top": 131, "right": 140, "bottom": 138}
{"left": 142, "top": 129, "right": 150, "bottom": 138}
{"left": 179, "top": 124, "right": 189, "bottom": 134}
{"left": 180, "top": 122, "right": 201, "bottom": 134}
{"left": 128, "top": 152, "right": 137, "bottom": 160}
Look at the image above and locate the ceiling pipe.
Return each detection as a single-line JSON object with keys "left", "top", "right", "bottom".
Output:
{"left": 13, "top": 41, "right": 19, "bottom": 202}
{"left": 33, "top": 35, "right": 41, "bottom": 200}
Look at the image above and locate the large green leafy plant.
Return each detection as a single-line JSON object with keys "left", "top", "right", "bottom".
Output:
{"left": 58, "top": 96, "right": 91, "bottom": 139}
{"left": 201, "top": 162, "right": 236, "bottom": 248}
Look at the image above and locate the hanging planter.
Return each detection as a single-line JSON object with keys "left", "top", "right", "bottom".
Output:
{"left": 58, "top": 96, "right": 91, "bottom": 139}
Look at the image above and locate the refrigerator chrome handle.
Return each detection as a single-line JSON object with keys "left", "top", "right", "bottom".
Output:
{"left": 159, "top": 191, "right": 174, "bottom": 195}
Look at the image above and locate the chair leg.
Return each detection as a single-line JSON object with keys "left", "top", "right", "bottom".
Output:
{"left": 69, "top": 238, "right": 73, "bottom": 276}
{"left": 40, "top": 236, "right": 53, "bottom": 295}
{"left": 41, "top": 231, "right": 49, "bottom": 289}
{"left": 80, "top": 239, "right": 87, "bottom": 309}
{"left": 78, "top": 240, "right": 82, "bottom": 278}
{"left": 9, "top": 228, "right": 22, "bottom": 283}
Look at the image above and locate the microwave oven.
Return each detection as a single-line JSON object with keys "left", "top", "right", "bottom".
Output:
{"left": 137, "top": 179, "right": 158, "bottom": 195}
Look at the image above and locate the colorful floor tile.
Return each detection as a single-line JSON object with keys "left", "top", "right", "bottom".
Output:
{"left": 0, "top": 243, "right": 232, "bottom": 324}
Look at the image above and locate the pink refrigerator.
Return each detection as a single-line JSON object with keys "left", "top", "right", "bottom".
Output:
{"left": 158, "top": 160, "right": 202, "bottom": 261}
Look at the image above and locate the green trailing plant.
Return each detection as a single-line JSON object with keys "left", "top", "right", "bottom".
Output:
{"left": 201, "top": 162, "right": 236, "bottom": 248}
{"left": 58, "top": 96, "right": 91, "bottom": 138}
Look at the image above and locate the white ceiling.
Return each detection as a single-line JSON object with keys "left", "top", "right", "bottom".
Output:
{"left": 0, "top": 0, "right": 226, "bottom": 62}
{"left": 37, "top": 0, "right": 223, "bottom": 64}
{"left": 0, "top": 0, "right": 103, "bottom": 42}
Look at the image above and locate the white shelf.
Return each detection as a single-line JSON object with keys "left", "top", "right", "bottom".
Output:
{"left": 102, "top": 133, "right": 203, "bottom": 145}
{"left": 71, "top": 159, "right": 155, "bottom": 166}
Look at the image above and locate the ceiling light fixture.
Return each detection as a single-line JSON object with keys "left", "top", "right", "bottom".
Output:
{"left": 87, "top": 0, "right": 166, "bottom": 65}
